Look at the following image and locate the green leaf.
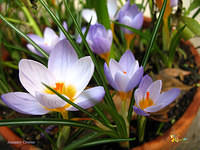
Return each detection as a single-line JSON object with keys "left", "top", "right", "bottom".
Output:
{"left": 181, "top": 16, "right": 200, "bottom": 37}
{"left": 0, "top": 14, "right": 48, "bottom": 58}
{"left": 0, "top": 118, "right": 102, "bottom": 131}
{"left": 168, "top": 25, "right": 186, "bottom": 67}
{"left": 80, "top": 137, "right": 136, "bottom": 148}
{"left": 57, "top": 126, "right": 70, "bottom": 149}
{"left": 185, "top": 0, "right": 200, "bottom": 16}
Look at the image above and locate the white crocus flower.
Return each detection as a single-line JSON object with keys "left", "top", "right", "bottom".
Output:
{"left": 1, "top": 39, "right": 105, "bottom": 115}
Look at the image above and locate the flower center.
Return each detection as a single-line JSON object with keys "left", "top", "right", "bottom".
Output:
{"left": 139, "top": 91, "right": 154, "bottom": 110}
{"left": 44, "top": 82, "right": 77, "bottom": 112}
{"left": 45, "top": 82, "right": 76, "bottom": 100}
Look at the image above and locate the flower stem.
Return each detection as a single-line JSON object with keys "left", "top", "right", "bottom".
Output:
{"left": 21, "top": 2, "right": 42, "bottom": 37}
{"left": 137, "top": 115, "right": 147, "bottom": 143}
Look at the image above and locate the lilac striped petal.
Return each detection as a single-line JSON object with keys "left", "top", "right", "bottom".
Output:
{"left": 43, "top": 27, "right": 59, "bottom": 46}
{"left": 145, "top": 80, "right": 162, "bottom": 102}
{"left": 138, "top": 75, "right": 153, "bottom": 95}
{"left": 19, "top": 59, "right": 55, "bottom": 97}
{"left": 133, "top": 106, "right": 149, "bottom": 116}
{"left": 26, "top": 44, "right": 44, "bottom": 57}
{"left": 82, "top": 9, "right": 97, "bottom": 25}
{"left": 155, "top": 88, "right": 180, "bottom": 108}
{"left": 48, "top": 39, "right": 78, "bottom": 81}
{"left": 144, "top": 104, "right": 163, "bottom": 113}
{"left": 109, "top": 59, "right": 123, "bottom": 78}
{"left": 119, "top": 50, "right": 135, "bottom": 73}
{"left": 76, "top": 27, "right": 86, "bottom": 43}
{"left": 1, "top": 92, "right": 49, "bottom": 115}
{"left": 36, "top": 92, "right": 67, "bottom": 109}
{"left": 104, "top": 63, "right": 118, "bottom": 90}
{"left": 68, "top": 56, "right": 94, "bottom": 98}
{"left": 134, "top": 89, "right": 144, "bottom": 107}
{"left": 27, "top": 34, "right": 44, "bottom": 44}
{"left": 67, "top": 86, "right": 105, "bottom": 111}
{"left": 107, "top": 0, "right": 118, "bottom": 20}
{"left": 126, "top": 66, "right": 143, "bottom": 92}
{"left": 130, "top": 12, "right": 144, "bottom": 30}
{"left": 114, "top": 71, "right": 130, "bottom": 92}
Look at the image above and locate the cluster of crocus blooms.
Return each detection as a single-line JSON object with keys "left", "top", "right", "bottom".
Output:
{"left": 1, "top": 39, "right": 105, "bottom": 115}
{"left": 27, "top": 22, "right": 68, "bottom": 56}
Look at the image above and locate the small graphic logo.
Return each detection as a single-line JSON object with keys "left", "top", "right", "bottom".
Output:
{"left": 170, "top": 134, "right": 188, "bottom": 143}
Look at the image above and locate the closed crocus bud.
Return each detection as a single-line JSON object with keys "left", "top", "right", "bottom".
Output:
{"left": 170, "top": 0, "right": 178, "bottom": 7}
{"left": 133, "top": 75, "right": 180, "bottom": 116}
{"left": 87, "top": 23, "right": 113, "bottom": 61}
{"left": 104, "top": 50, "right": 143, "bottom": 97}
{"left": 117, "top": 0, "right": 144, "bottom": 34}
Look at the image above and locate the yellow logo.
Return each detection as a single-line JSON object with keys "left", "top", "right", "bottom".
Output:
{"left": 170, "top": 134, "right": 188, "bottom": 143}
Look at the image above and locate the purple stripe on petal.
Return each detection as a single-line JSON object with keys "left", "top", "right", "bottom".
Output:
{"left": 138, "top": 75, "right": 153, "bottom": 94}
{"left": 155, "top": 88, "right": 180, "bottom": 108}
{"left": 126, "top": 66, "right": 144, "bottom": 92}
{"left": 114, "top": 71, "right": 130, "bottom": 92}
{"left": 146, "top": 80, "right": 162, "bottom": 102}
{"left": 144, "top": 104, "right": 163, "bottom": 113}
{"left": 67, "top": 86, "right": 105, "bottom": 111}
{"left": 133, "top": 106, "right": 149, "bottom": 116}
{"left": 104, "top": 63, "right": 119, "bottom": 90}
{"left": 119, "top": 50, "right": 135, "bottom": 72}
{"left": 1, "top": 92, "right": 49, "bottom": 115}
{"left": 134, "top": 89, "right": 144, "bottom": 107}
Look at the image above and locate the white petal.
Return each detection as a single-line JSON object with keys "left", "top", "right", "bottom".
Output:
{"left": 1, "top": 92, "right": 49, "bottom": 115}
{"left": 19, "top": 59, "right": 55, "bottom": 96}
{"left": 44, "top": 27, "right": 59, "bottom": 47}
{"left": 36, "top": 92, "right": 67, "bottom": 109}
{"left": 82, "top": 9, "right": 97, "bottom": 25}
{"left": 107, "top": 0, "right": 118, "bottom": 20}
{"left": 145, "top": 80, "right": 162, "bottom": 102}
{"left": 144, "top": 104, "right": 163, "bottom": 113}
{"left": 134, "top": 89, "right": 144, "bottom": 107}
{"left": 67, "top": 86, "right": 105, "bottom": 111}
{"left": 109, "top": 59, "right": 123, "bottom": 79}
{"left": 48, "top": 39, "right": 78, "bottom": 81}
{"left": 114, "top": 71, "right": 130, "bottom": 92}
{"left": 66, "top": 56, "right": 94, "bottom": 98}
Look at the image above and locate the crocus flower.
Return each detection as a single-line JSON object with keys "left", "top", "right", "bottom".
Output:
{"left": 133, "top": 75, "right": 180, "bottom": 116}
{"left": 87, "top": 24, "right": 112, "bottom": 59}
{"left": 27, "top": 22, "right": 68, "bottom": 56}
{"left": 170, "top": 0, "right": 178, "bottom": 7}
{"left": 117, "top": 0, "right": 144, "bottom": 34}
{"left": 1, "top": 39, "right": 105, "bottom": 115}
{"left": 104, "top": 50, "right": 143, "bottom": 93}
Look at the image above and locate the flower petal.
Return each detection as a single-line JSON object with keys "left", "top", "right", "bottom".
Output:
{"left": 82, "top": 9, "right": 97, "bottom": 25}
{"left": 126, "top": 66, "right": 144, "bottom": 92}
{"left": 119, "top": 50, "right": 135, "bottom": 73}
{"left": 67, "top": 56, "right": 94, "bottom": 98}
{"left": 109, "top": 59, "right": 123, "bottom": 79}
{"left": 67, "top": 86, "right": 105, "bottom": 111}
{"left": 107, "top": 0, "right": 118, "bottom": 20}
{"left": 133, "top": 106, "right": 149, "bottom": 116}
{"left": 144, "top": 104, "right": 163, "bottom": 113}
{"left": 1, "top": 92, "right": 49, "bottom": 115}
{"left": 48, "top": 39, "right": 78, "bottom": 81}
{"left": 104, "top": 63, "right": 118, "bottom": 90}
{"left": 138, "top": 75, "right": 153, "bottom": 94}
{"left": 155, "top": 88, "right": 180, "bottom": 108}
{"left": 170, "top": 0, "right": 178, "bottom": 7}
{"left": 130, "top": 12, "right": 144, "bottom": 30}
{"left": 43, "top": 27, "right": 59, "bottom": 46}
{"left": 134, "top": 88, "right": 144, "bottom": 107}
{"left": 36, "top": 92, "right": 67, "bottom": 109}
{"left": 26, "top": 44, "right": 44, "bottom": 57}
{"left": 19, "top": 59, "right": 55, "bottom": 96}
{"left": 146, "top": 80, "right": 162, "bottom": 102}
{"left": 115, "top": 71, "right": 130, "bottom": 92}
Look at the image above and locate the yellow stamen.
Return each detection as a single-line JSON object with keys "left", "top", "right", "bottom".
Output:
{"left": 99, "top": 52, "right": 110, "bottom": 64}
{"left": 139, "top": 91, "right": 154, "bottom": 110}
{"left": 44, "top": 82, "right": 77, "bottom": 112}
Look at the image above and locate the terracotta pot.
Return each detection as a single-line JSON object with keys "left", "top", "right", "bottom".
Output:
{"left": 0, "top": 117, "right": 41, "bottom": 150}
{"left": 131, "top": 40, "right": 200, "bottom": 150}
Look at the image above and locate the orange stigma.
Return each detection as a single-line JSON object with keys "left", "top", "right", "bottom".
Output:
{"left": 139, "top": 91, "right": 154, "bottom": 110}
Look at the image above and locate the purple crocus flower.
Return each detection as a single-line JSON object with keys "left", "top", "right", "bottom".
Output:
{"left": 133, "top": 75, "right": 180, "bottom": 116}
{"left": 1, "top": 39, "right": 105, "bottom": 115}
{"left": 104, "top": 50, "right": 143, "bottom": 92}
{"left": 86, "top": 23, "right": 113, "bottom": 55}
{"left": 117, "top": 0, "right": 144, "bottom": 34}
{"left": 27, "top": 22, "right": 68, "bottom": 56}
